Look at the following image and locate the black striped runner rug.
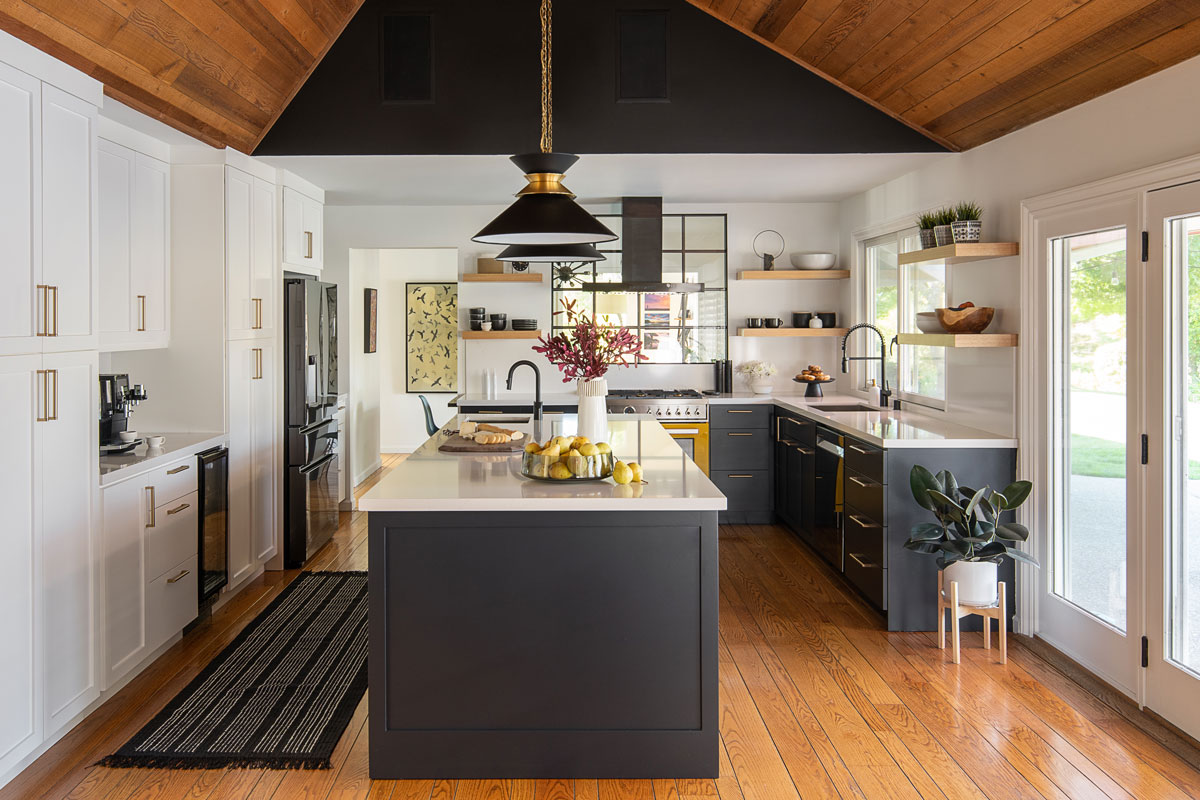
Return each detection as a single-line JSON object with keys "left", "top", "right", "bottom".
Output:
{"left": 100, "top": 571, "right": 368, "bottom": 770}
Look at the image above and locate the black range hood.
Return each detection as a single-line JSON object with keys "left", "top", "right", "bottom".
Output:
{"left": 579, "top": 197, "right": 703, "bottom": 293}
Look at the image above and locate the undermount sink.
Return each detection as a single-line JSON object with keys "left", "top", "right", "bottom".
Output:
{"left": 809, "top": 404, "right": 884, "bottom": 413}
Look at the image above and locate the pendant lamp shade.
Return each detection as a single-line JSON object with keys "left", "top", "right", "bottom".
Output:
{"left": 496, "top": 243, "right": 605, "bottom": 263}
{"left": 474, "top": 191, "right": 617, "bottom": 245}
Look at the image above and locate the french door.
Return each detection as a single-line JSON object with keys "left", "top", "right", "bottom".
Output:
{"left": 1037, "top": 197, "right": 1143, "bottom": 696}
{"left": 1145, "top": 181, "right": 1200, "bottom": 738}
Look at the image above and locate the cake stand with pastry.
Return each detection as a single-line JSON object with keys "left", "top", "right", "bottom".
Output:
{"left": 793, "top": 364, "right": 835, "bottom": 398}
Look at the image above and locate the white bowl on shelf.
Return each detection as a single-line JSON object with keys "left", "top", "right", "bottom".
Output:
{"left": 915, "top": 312, "right": 942, "bottom": 333}
{"left": 789, "top": 252, "right": 837, "bottom": 270}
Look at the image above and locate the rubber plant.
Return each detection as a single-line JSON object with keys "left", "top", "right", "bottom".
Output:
{"left": 533, "top": 297, "right": 647, "bottom": 381}
{"left": 904, "top": 465, "right": 1039, "bottom": 568}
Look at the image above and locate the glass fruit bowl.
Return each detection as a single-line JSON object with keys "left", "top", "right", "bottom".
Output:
{"left": 521, "top": 451, "right": 615, "bottom": 481}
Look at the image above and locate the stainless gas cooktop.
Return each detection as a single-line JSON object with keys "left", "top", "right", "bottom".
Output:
{"left": 606, "top": 389, "right": 709, "bottom": 422}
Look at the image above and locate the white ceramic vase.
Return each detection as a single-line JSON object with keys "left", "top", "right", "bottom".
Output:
{"left": 749, "top": 379, "right": 773, "bottom": 395}
{"left": 943, "top": 560, "right": 999, "bottom": 606}
{"left": 577, "top": 378, "right": 609, "bottom": 444}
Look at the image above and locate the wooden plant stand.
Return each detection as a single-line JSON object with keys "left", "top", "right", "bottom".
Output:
{"left": 938, "top": 571, "right": 1007, "bottom": 665}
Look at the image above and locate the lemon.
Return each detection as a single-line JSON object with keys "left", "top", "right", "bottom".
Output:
{"left": 629, "top": 462, "right": 644, "bottom": 483}
{"left": 524, "top": 442, "right": 541, "bottom": 454}
{"left": 612, "top": 461, "right": 633, "bottom": 485}
{"left": 549, "top": 462, "right": 572, "bottom": 480}
{"left": 594, "top": 442, "right": 612, "bottom": 454}
{"left": 578, "top": 443, "right": 599, "bottom": 457}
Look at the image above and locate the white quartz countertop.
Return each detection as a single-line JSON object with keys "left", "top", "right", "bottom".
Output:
{"left": 99, "top": 431, "right": 227, "bottom": 486}
{"left": 359, "top": 415, "right": 726, "bottom": 512}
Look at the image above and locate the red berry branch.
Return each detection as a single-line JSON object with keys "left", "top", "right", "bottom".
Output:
{"left": 532, "top": 298, "right": 647, "bottom": 382}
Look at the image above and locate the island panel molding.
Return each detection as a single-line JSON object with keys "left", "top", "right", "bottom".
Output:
{"left": 368, "top": 510, "right": 718, "bottom": 778}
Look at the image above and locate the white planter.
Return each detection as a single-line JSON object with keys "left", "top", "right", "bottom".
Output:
{"left": 577, "top": 378, "right": 609, "bottom": 444}
{"left": 951, "top": 219, "right": 982, "bottom": 243}
{"left": 943, "top": 560, "right": 999, "bottom": 606}
{"left": 748, "top": 379, "right": 773, "bottom": 395}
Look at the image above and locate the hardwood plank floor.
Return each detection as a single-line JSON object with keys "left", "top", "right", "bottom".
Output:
{"left": 7, "top": 456, "right": 1199, "bottom": 800}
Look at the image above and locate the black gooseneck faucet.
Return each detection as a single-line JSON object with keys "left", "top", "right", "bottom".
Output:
{"left": 505, "top": 360, "right": 543, "bottom": 421}
{"left": 840, "top": 323, "right": 892, "bottom": 408}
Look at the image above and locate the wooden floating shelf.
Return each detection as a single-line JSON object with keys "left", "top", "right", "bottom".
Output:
{"left": 737, "top": 270, "right": 850, "bottom": 280}
{"left": 461, "top": 272, "right": 544, "bottom": 283}
{"left": 897, "top": 242, "right": 1019, "bottom": 266}
{"left": 896, "top": 333, "right": 1018, "bottom": 348}
{"left": 737, "top": 328, "right": 849, "bottom": 338}
{"left": 461, "top": 330, "right": 542, "bottom": 340}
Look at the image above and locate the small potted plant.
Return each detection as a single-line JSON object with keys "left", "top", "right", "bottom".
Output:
{"left": 933, "top": 208, "right": 955, "bottom": 247}
{"left": 951, "top": 201, "right": 982, "bottom": 244}
{"left": 736, "top": 360, "right": 777, "bottom": 394}
{"left": 904, "top": 465, "right": 1038, "bottom": 606}
{"left": 917, "top": 211, "right": 938, "bottom": 249}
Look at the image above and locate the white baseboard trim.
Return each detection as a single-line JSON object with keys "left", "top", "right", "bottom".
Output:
{"left": 380, "top": 444, "right": 419, "bottom": 454}
{"left": 353, "top": 459, "right": 383, "bottom": 488}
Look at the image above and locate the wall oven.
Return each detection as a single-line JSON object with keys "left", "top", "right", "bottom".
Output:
{"left": 659, "top": 422, "right": 710, "bottom": 475}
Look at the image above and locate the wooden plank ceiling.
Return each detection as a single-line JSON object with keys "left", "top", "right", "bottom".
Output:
{"left": 686, "top": 0, "right": 1200, "bottom": 150}
{"left": 0, "top": 0, "right": 365, "bottom": 153}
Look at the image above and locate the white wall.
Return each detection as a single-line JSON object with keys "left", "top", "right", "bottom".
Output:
{"left": 378, "top": 248, "right": 461, "bottom": 452}
{"left": 839, "top": 54, "right": 1200, "bottom": 437}
{"left": 348, "top": 249, "right": 380, "bottom": 485}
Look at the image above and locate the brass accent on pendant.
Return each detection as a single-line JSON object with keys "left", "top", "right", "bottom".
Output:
{"left": 516, "top": 172, "right": 575, "bottom": 197}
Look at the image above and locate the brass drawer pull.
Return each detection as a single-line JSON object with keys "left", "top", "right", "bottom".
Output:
{"left": 725, "top": 409, "right": 753, "bottom": 414}
{"left": 848, "top": 445, "right": 875, "bottom": 455}
{"left": 36, "top": 285, "right": 48, "bottom": 336}
{"left": 728, "top": 432, "right": 754, "bottom": 437}
{"left": 49, "top": 285, "right": 58, "bottom": 336}
{"left": 166, "top": 502, "right": 190, "bottom": 516}
{"left": 35, "top": 369, "right": 47, "bottom": 421}
{"left": 848, "top": 513, "right": 881, "bottom": 529}
{"left": 847, "top": 552, "right": 879, "bottom": 570}
{"left": 167, "top": 464, "right": 190, "bottom": 475}
{"left": 727, "top": 474, "right": 754, "bottom": 478}
{"left": 848, "top": 476, "right": 877, "bottom": 489}
{"left": 137, "top": 294, "right": 146, "bottom": 331}
{"left": 795, "top": 446, "right": 815, "bottom": 456}
{"left": 145, "top": 486, "right": 156, "bottom": 527}
{"left": 166, "top": 569, "right": 190, "bottom": 584}
{"left": 305, "top": 230, "right": 313, "bottom": 259}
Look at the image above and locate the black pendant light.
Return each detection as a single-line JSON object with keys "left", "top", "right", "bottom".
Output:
{"left": 495, "top": 243, "right": 605, "bottom": 263}
{"left": 472, "top": 0, "right": 616, "bottom": 246}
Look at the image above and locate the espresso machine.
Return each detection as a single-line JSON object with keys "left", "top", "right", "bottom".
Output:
{"left": 99, "top": 374, "right": 148, "bottom": 453}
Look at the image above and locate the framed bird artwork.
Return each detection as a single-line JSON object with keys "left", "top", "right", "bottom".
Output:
{"left": 406, "top": 282, "right": 458, "bottom": 392}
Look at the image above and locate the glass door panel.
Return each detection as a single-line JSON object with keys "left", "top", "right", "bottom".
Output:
{"left": 1058, "top": 227, "right": 1129, "bottom": 630}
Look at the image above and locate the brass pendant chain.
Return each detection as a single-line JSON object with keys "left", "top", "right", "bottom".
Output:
{"left": 539, "top": 0, "right": 553, "bottom": 153}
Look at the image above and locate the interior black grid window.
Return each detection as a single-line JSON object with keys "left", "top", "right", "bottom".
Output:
{"left": 551, "top": 214, "right": 728, "bottom": 365}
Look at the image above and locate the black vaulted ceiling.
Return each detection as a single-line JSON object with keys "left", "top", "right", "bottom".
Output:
{"left": 254, "top": 0, "right": 947, "bottom": 156}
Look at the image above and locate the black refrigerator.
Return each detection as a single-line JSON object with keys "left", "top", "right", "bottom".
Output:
{"left": 284, "top": 277, "right": 340, "bottom": 568}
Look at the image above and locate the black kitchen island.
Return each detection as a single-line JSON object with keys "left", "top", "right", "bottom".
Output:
{"left": 359, "top": 416, "right": 726, "bottom": 779}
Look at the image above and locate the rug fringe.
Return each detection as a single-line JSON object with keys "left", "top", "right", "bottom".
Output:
{"left": 304, "top": 569, "right": 368, "bottom": 576}
{"left": 95, "top": 754, "right": 332, "bottom": 770}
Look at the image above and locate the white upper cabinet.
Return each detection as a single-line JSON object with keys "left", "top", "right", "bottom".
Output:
{"left": 40, "top": 86, "right": 97, "bottom": 353}
{"left": 0, "top": 63, "right": 39, "bottom": 357}
{"left": 281, "top": 185, "right": 323, "bottom": 274}
{"left": 99, "top": 138, "right": 170, "bottom": 351}
{"left": 227, "top": 166, "right": 275, "bottom": 340}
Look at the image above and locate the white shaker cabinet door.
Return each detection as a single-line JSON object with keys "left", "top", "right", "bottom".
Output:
{"left": 302, "top": 194, "right": 323, "bottom": 271}
{"left": 0, "top": 356, "right": 42, "bottom": 776}
{"left": 0, "top": 65, "right": 40, "bottom": 356}
{"left": 252, "top": 341, "right": 277, "bottom": 562}
{"left": 100, "top": 477, "right": 148, "bottom": 689}
{"left": 227, "top": 340, "right": 255, "bottom": 586}
{"left": 40, "top": 86, "right": 97, "bottom": 353}
{"left": 97, "top": 139, "right": 134, "bottom": 343}
{"left": 282, "top": 187, "right": 305, "bottom": 267}
{"left": 39, "top": 350, "right": 98, "bottom": 734}
{"left": 250, "top": 177, "right": 276, "bottom": 339}
{"left": 225, "top": 166, "right": 255, "bottom": 340}
{"left": 131, "top": 153, "right": 169, "bottom": 343}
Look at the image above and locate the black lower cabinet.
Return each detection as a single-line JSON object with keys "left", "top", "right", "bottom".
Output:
{"left": 711, "top": 407, "right": 773, "bottom": 524}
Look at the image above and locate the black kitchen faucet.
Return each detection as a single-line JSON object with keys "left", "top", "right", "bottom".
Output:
{"left": 840, "top": 323, "right": 893, "bottom": 408}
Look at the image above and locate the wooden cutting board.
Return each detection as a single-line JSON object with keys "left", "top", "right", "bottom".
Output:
{"left": 437, "top": 433, "right": 526, "bottom": 453}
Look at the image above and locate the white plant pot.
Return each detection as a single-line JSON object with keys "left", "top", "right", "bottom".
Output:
{"left": 943, "top": 560, "right": 999, "bottom": 607}
{"left": 748, "top": 379, "right": 773, "bottom": 395}
{"left": 933, "top": 224, "right": 954, "bottom": 247}
{"left": 577, "top": 378, "right": 609, "bottom": 444}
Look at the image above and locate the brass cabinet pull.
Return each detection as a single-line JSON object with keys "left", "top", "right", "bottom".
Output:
{"left": 304, "top": 230, "right": 313, "bottom": 259}
{"left": 795, "top": 445, "right": 815, "bottom": 456}
{"left": 145, "top": 486, "right": 156, "bottom": 527}
{"left": 47, "top": 370, "right": 57, "bottom": 420}
{"left": 775, "top": 415, "right": 782, "bottom": 441}
{"left": 252, "top": 348, "right": 263, "bottom": 379}
{"left": 166, "top": 464, "right": 189, "bottom": 475}
{"left": 251, "top": 298, "right": 262, "bottom": 330}
{"left": 848, "top": 476, "right": 877, "bottom": 489}
{"left": 49, "top": 286, "right": 58, "bottom": 336}
{"left": 727, "top": 474, "right": 754, "bottom": 478}
{"left": 848, "top": 445, "right": 875, "bottom": 455}
{"left": 847, "top": 552, "right": 879, "bottom": 569}
{"left": 137, "top": 295, "right": 146, "bottom": 331}
{"left": 35, "top": 369, "right": 47, "bottom": 421}
{"left": 36, "top": 285, "right": 48, "bottom": 336}
{"left": 728, "top": 432, "right": 754, "bottom": 437}
{"left": 166, "top": 502, "right": 190, "bottom": 516}
{"left": 725, "top": 409, "right": 752, "bottom": 414}
{"left": 848, "top": 513, "right": 881, "bottom": 529}
{"left": 166, "top": 569, "right": 190, "bottom": 584}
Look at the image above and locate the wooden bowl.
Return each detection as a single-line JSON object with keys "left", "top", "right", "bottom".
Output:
{"left": 936, "top": 306, "right": 994, "bottom": 333}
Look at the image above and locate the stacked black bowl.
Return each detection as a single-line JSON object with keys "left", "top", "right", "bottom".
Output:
{"left": 512, "top": 318, "right": 538, "bottom": 331}
{"left": 490, "top": 313, "right": 508, "bottom": 331}
{"left": 469, "top": 307, "right": 486, "bottom": 331}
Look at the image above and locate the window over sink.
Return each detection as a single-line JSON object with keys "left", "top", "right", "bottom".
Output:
{"left": 551, "top": 213, "right": 729, "bottom": 364}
